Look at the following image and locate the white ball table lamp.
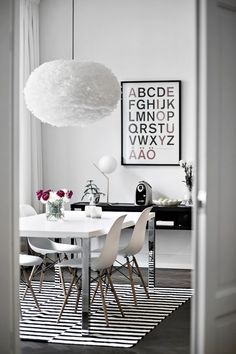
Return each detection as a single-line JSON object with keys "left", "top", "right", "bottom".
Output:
{"left": 93, "top": 155, "right": 117, "bottom": 204}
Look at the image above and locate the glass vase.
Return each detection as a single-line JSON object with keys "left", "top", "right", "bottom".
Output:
{"left": 185, "top": 189, "right": 193, "bottom": 206}
{"left": 46, "top": 199, "right": 64, "bottom": 221}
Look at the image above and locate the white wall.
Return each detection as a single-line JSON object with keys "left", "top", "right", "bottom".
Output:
{"left": 39, "top": 0, "right": 196, "bottom": 269}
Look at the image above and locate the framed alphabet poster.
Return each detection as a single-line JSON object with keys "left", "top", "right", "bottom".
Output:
{"left": 121, "top": 80, "right": 181, "bottom": 165}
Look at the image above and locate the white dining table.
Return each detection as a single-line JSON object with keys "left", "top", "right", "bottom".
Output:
{"left": 19, "top": 210, "right": 155, "bottom": 334}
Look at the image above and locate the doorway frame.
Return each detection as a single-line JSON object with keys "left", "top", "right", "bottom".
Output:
{"left": 6, "top": 0, "right": 201, "bottom": 352}
{"left": 0, "top": 0, "right": 20, "bottom": 352}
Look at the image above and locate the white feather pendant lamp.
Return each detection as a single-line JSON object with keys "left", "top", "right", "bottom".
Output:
{"left": 24, "top": 60, "right": 120, "bottom": 127}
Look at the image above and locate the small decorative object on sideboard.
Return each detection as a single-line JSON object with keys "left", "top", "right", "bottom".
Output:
{"left": 85, "top": 206, "right": 102, "bottom": 218}
{"left": 135, "top": 181, "right": 152, "bottom": 205}
{"left": 36, "top": 189, "right": 73, "bottom": 221}
{"left": 81, "top": 180, "right": 105, "bottom": 205}
{"left": 179, "top": 160, "right": 193, "bottom": 205}
{"left": 153, "top": 198, "right": 182, "bottom": 207}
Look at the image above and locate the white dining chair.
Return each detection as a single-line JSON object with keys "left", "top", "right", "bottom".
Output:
{"left": 115, "top": 206, "right": 153, "bottom": 305}
{"left": 20, "top": 204, "right": 82, "bottom": 292}
{"left": 19, "top": 254, "right": 43, "bottom": 314}
{"left": 56, "top": 214, "right": 127, "bottom": 325}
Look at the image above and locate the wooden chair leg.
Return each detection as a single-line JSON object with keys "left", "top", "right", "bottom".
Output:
{"left": 22, "top": 264, "right": 36, "bottom": 300}
{"left": 19, "top": 270, "right": 23, "bottom": 318}
{"left": 39, "top": 255, "right": 47, "bottom": 293}
{"left": 29, "top": 265, "right": 36, "bottom": 282}
{"left": 58, "top": 267, "right": 67, "bottom": 297}
{"left": 106, "top": 266, "right": 113, "bottom": 295}
{"left": 133, "top": 256, "right": 149, "bottom": 298}
{"left": 106, "top": 270, "right": 124, "bottom": 317}
{"left": 19, "top": 300, "right": 23, "bottom": 319}
{"left": 126, "top": 257, "right": 137, "bottom": 305}
{"left": 98, "top": 269, "right": 108, "bottom": 296}
{"left": 75, "top": 279, "right": 81, "bottom": 313}
{"left": 91, "top": 269, "right": 105, "bottom": 303}
{"left": 105, "top": 273, "right": 109, "bottom": 296}
{"left": 91, "top": 281, "right": 99, "bottom": 304}
{"left": 22, "top": 268, "right": 41, "bottom": 311}
{"left": 57, "top": 269, "right": 77, "bottom": 322}
{"left": 98, "top": 271, "right": 109, "bottom": 326}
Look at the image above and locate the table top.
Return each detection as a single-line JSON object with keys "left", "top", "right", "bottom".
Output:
{"left": 19, "top": 210, "right": 155, "bottom": 239}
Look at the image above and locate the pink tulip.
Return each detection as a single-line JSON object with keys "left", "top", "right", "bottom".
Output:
{"left": 36, "top": 189, "right": 43, "bottom": 200}
{"left": 41, "top": 191, "right": 50, "bottom": 202}
{"left": 66, "top": 190, "right": 73, "bottom": 199}
{"left": 56, "top": 190, "right": 65, "bottom": 198}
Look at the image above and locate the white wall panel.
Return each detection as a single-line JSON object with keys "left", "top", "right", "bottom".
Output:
{"left": 39, "top": 0, "right": 195, "bottom": 268}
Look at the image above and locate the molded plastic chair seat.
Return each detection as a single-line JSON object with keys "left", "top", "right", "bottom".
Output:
{"left": 115, "top": 206, "right": 153, "bottom": 305}
{"left": 118, "top": 206, "right": 153, "bottom": 258}
{"left": 56, "top": 214, "right": 127, "bottom": 325}
{"left": 20, "top": 204, "right": 82, "bottom": 292}
{"left": 117, "top": 244, "right": 139, "bottom": 258}
{"left": 19, "top": 254, "right": 42, "bottom": 267}
{"left": 55, "top": 256, "right": 109, "bottom": 273}
{"left": 20, "top": 204, "right": 82, "bottom": 255}
{"left": 19, "top": 254, "right": 43, "bottom": 314}
{"left": 28, "top": 237, "right": 82, "bottom": 255}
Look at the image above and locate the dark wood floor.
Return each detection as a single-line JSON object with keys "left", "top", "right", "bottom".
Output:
{"left": 20, "top": 268, "right": 192, "bottom": 354}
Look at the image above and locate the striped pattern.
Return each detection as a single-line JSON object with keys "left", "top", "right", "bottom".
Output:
{"left": 20, "top": 281, "right": 192, "bottom": 348}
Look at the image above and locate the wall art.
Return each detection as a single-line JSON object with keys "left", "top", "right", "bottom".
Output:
{"left": 121, "top": 80, "right": 181, "bottom": 165}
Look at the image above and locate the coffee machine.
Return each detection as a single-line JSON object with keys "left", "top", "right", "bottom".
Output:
{"left": 135, "top": 181, "right": 152, "bottom": 205}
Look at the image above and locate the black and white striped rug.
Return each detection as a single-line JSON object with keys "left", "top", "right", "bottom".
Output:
{"left": 20, "top": 281, "right": 192, "bottom": 348}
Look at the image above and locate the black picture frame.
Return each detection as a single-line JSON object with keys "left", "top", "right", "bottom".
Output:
{"left": 121, "top": 80, "right": 181, "bottom": 166}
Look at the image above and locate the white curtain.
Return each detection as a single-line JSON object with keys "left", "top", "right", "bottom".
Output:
{"left": 19, "top": 0, "right": 43, "bottom": 212}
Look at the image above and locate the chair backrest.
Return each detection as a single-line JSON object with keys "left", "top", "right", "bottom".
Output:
{"left": 27, "top": 237, "right": 57, "bottom": 255}
{"left": 20, "top": 204, "right": 37, "bottom": 217}
{"left": 93, "top": 214, "right": 127, "bottom": 271}
{"left": 19, "top": 204, "right": 53, "bottom": 255}
{"left": 124, "top": 206, "right": 153, "bottom": 257}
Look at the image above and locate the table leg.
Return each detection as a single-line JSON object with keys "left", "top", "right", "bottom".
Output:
{"left": 148, "top": 217, "right": 155, "bottom": 288}
{"left": 81, "top": 238, "right": 91, "bottom": 335}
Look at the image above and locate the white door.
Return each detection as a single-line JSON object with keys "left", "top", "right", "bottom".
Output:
{"left": 0, "top": 0, "right": 20, "bottom": 352}
{"left": 192, "top": 0, "right": 236, "bottom": 353}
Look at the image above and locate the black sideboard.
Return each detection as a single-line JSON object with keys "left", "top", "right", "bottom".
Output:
{"left": 70, "top": 202, "right": 192, "bottom": 230}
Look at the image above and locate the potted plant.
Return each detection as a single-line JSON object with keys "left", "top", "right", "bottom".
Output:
{"left": 81, "top": 180, "right": 105, "bottom": 205}
{"left": 179, "top": 160, "right": 193, "bottom": 205}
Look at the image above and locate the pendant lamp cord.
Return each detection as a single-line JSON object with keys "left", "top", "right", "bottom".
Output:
{"left": 72, "top": 0, "right": 75, "bottom": 60}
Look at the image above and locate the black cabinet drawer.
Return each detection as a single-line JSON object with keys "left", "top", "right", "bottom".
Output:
{"left": 155, "top": 208, "right": 191, "bottom": 230}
